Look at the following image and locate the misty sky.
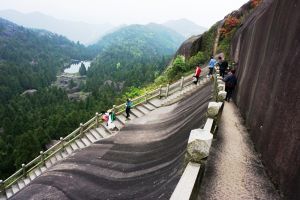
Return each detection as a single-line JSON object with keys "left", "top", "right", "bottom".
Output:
{"left": 0, "top": 0, "right": 248, "bottom": 27}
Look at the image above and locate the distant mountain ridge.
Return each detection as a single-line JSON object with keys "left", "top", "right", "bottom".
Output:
{"left": 87, "top": 23, "right": 185, "bottom": 92}
{"left": 163, "top": 18, "right": 207, "bottom": 38}
{"left": 0, "top": 9, "right": 113, "bottom": 45}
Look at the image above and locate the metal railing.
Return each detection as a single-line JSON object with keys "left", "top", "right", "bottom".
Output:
{"left": 0, "top": 71, "right": 207, "bottom": 195}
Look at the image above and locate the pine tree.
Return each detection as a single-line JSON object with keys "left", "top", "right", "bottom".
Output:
{"left": 79, "top": 63, "right": 87, "bottom": 76}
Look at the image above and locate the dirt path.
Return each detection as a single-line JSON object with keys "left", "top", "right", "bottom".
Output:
{"left": 198, "top": 102, "right": 281, "bottom": 200}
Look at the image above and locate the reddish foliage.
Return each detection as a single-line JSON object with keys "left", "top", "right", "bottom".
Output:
{"left": 224, "top": 16, "right": 240, "bottom": 29}
{"left": 251, "top": 0, "right": 262, "bottom": 8}
{"left": 220, "top": 16, "right": 240, "bottom": 38}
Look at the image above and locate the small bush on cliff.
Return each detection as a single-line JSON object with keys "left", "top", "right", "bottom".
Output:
{"left": 187, "top": 51, "right": 206, "bottom": 69}
{"left": 251, "top": 0, "right": 262, "bottom": 8}
{"left": 166, "top": 55, "right": 186, "bottom": 80}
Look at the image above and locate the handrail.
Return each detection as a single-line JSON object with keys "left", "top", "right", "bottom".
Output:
{"left": 1, "top": 71, "right": 202, "bottom": 194}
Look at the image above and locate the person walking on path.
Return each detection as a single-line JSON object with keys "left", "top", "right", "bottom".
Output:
{"left": 218, "top": 56, "right": 228, "bottom": 78}
{"left": 223, "top": 69, "right": 237, "bottom": 102}
{"left": 125, "top": 99, "right": 132, "bottom": 119}
{"left": 193, "top": 65, "right": 202, "bottom": 84}
{"left": 208, "top": 56, "right": 217, "bottom": 76}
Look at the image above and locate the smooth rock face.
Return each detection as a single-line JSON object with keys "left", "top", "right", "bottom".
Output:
{"left": 11, "top": 84, "right": 213, "bottom": 200}
{"left": 231, "top": 0, "right": 300, "bottom": 198}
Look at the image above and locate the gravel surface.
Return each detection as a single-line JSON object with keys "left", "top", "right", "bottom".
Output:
{"left": 198, "top": 102, "right": 281, "bottom": 200}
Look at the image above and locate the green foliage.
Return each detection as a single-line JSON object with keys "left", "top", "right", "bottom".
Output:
{"left": 0, "top": 21, "right": 183, "bottom": 180}
{"left": 68, "top": 79, "right": 76, "bottom": 89}
{"left": 199, "top": 24, "right": 218, "bottom": 58}
{"left": 86, "top": 24, "right": 181, "bottom": 94}
{"left": 0, "top": 18, "right": 94, "bottom": 105}
{"left": 79, "top": 63, "right": 87, "bottom": 76}
{"left": 166, "top": 55, "right": 186, "bottom": 80}
{"left": 187, "top": 51, "right": 206, "bottom": 70}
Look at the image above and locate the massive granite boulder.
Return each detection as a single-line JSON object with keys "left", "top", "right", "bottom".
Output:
{"left": 175, "top": 35, "right": 203, "bottom": 59}
{"left": 231, "top": 0, "right": 300, "bottom": 199}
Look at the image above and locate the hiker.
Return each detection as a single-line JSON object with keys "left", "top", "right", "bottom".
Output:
{"left": 108, "top": 110, "right": 118, "bottom": 130}
{"left": 223, "top": 69, "right": 237, "bottom": 102}
{"left": 193, "top": 65, "right": 202, "bottom": 84}
{"left": 101, "top": 112, "right": 109, "bottom": 126}
{"left": 218, "top": 56, "right": 228, "bottom": 78}
{"left": 208, "top": 56, "right": 217, "bottom": 76}
{"left": 125, "top": 99, "right": 132, "bottom": 119}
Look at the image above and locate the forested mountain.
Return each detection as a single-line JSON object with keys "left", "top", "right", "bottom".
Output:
{"left": 87, "top": 23, "right": 185, "bottom": 96}
{"left": 0, "top": 18, "right": 95, "bottom": 178}
{"left": 0, "top": 20, "right": 185, "bottom": 179}
{"left": 0, "top": 10, "right": 113, "bottom": 45}
{"left": 0, "top": 18, "right": 92, "bottom": 105}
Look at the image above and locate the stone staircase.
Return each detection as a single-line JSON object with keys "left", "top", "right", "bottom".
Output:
{"left": 0, "top": 74, "right": 211, "bottom": 200}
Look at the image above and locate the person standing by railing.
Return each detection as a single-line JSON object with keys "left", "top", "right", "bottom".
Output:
{"left": 193, "top": 65, "right": 202, "bottom": 84}
{"left": 125, "top": 99, "right": 132, "bottom": 119}
{"left": 223, "top": 69, "right": 237, "bottom": 102}
{"left": 208, "top": 56, "right": 217, "bottom": 77}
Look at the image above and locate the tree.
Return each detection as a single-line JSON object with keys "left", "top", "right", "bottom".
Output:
{"left": 79, "top": 63, "right": 87, "bottom": 76}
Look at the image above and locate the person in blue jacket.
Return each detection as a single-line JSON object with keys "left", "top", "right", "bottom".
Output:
{"left": 208, "top": 56, "right": 217, "bottom": 76}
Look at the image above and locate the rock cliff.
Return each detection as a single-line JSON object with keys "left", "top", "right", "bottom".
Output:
{"left": 176, "top": 0, "right": 299, "bottom": 198}
{"left": 231, "top": 0, "right": 300, "bottom": 199}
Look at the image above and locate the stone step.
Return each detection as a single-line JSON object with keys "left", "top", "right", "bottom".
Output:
{"left": 116, "top": 115, "right": 126, "bottom": 124}
{"left": 65, "top": 146, "right": 73, "bottom": 155}
{"left": 49, "top": 155, "right": 57, "bottom": 165}
{"left": 40, "top": 166, "right": 47, "bottom": 173}
{"left": 141, "top": 103, "right": 155, "bottom": 111}
{"left": 95, "top": 127, "right": 111, "bottom": 138}
{"left": 0, "top": 194, "right": 7, "bottom": 200}
{"left": 100, "top": 123, "right": 113, "bottom": 135}
{"left": 112, "top": 119, "right": 124, "bottom": 130}
{"left": 5, "top": 188, "right": 13, "bottom": 199}
{"left": 11, "top": 184, "right": 19, "bottom": 195}
{"left": 33, "top": 167, "right": 42, "bottom": 177}
{"left": 81, "top": 136, "right": 92, "bottom": 146}
{"left": 89, "top": 129, "right": 103, "bottom": 140}
{"left": 70, "top": 142, "right": 79, "bottom": 151}
{"left": 75, "top": 139, "right": 86, "bottom": 149}
{"left": 135, "top": 105, "right": 150, "bottom": 114}
{"left": 23, "top": 178, "right": 30, "bottom": 185}
{"left": 130, "top": 108, "right": 144, "bottom": 118}
{"left": 148, "top": 99, "right": 161, "bottom": 108}
{"left": 54, "top": 152, "right": 63, "bottom": 162}
{"left": 28, "top": 171, "right": 37, "bottom": 181}
{"left": 61, "top": 151, "right": 69, "bottom": 158}
{"left": 17, "top": 179, "right": 26, "bottom": 190}
{"left": 85, "top": 132, "right": 97, "bottom": 143}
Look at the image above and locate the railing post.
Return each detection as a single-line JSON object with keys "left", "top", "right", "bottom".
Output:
{"left": 22, "top": 164, "right": 26, "bottom": 177}
{"left": 40, "top": 151, "right": 45, "bottom": 166}
{"left": 166, "top": 84, "right": 170, "bottom": 97}
{"left": 95, "top": 112, "right": 99, "bottom": 128}
{"left": 159, "top": 85, "right": 162, "bottom": 98}
{"left": 80, "top": 123, "right": 84, "bottom": 136}
{"left": 60, "top": 137, "right": 65, "bottom": 150}
{"left": 180, "top": 76, "right": 184, "bottom": 90}
{"left": 0, "top": 180, "right": 4, "bottom": 195}
{"left": 145, "top": 93, "right": 148, "bottom": 103}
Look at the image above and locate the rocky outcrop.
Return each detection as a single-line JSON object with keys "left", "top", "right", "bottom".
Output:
{"left": 175, "top": 35, "right": 203, "bottom": 59}
{"left": 231, "top": 0, "right": 300, "bottom": 199}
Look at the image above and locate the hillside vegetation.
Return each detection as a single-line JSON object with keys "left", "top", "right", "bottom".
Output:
{"left": 0, "top": 21, "right": 184, "bottom": 179}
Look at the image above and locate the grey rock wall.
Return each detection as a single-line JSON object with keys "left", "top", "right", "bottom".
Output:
{"left": 231, "top": 0, "right": 300, "bottom": 199}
